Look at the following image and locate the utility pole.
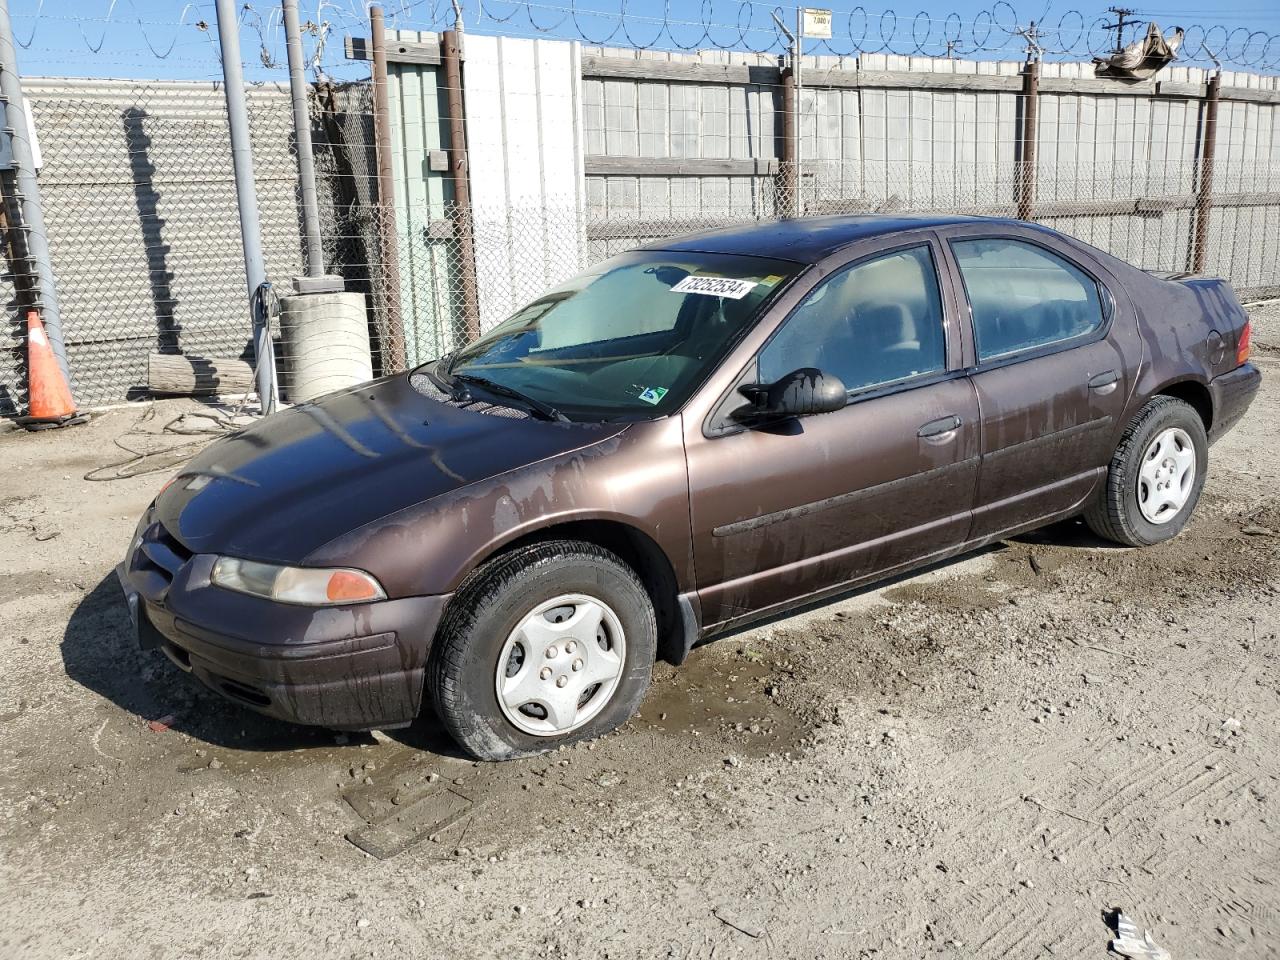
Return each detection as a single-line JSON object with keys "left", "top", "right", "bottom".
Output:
{"left": 214, "top": 0, "right": 278, "bottom": 412}
{"left": 772, "top": 10, "right": 801, "bottom": 216}
{"left": 1104, "top": 7, "right": 1138, "bottom": 54}
{"left": 0, "top": 0, "right": 71, "bottom": 391}
{"left": 1015, "top": 21, "right": 1042, "bottom": 221}
{"left": 282, "top": 0, "right": 326, "bottom": 283}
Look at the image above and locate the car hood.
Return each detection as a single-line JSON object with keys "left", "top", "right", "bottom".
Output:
{"left": 155, "top": 374, "right": 627, "bottom": 561}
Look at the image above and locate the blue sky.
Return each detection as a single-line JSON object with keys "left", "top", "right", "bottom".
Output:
{"left": 7, "top": 1, "right": 1280, "bottom": 82}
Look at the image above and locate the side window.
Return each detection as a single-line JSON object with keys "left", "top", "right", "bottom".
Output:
{"left": 758, "top": 246, "right": 947, "bottom": 393}
{"left": 952, "top": 238, "right": 1105, "bottom": 361}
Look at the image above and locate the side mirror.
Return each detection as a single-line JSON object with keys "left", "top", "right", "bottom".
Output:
{"left": 736, "top": 367, "right": 847, "bottom": 422}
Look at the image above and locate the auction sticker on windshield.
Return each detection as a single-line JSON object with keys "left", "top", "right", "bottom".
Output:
{"left": 670, "top": 275, "right": 759, "bottom": 299}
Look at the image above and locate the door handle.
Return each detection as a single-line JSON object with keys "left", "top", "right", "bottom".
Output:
{"left": 917, "top": 414, "right": 962, "bottom": 438}
{"left": 1088, "top": 370, "right": 1119, "bottom": 392}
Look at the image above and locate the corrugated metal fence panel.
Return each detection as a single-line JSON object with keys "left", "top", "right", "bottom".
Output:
{"left": 7, "top": 79, "right": 303, "bottom": 411}
{"left": 465, "top": 35, "right": 585, "bottom": 331}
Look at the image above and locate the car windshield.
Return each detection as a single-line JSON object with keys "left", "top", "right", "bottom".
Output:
{"left": 432, "top": 250, "right": 802, "bottom": 420}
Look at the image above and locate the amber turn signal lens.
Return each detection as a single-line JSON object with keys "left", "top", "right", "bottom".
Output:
{"left": 325, "top": 569, "right": 383, "bottom": 603}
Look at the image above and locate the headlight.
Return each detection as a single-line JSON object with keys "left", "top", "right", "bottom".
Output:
{"left": 211, "top": 557, "right": 386, "bottom": 605}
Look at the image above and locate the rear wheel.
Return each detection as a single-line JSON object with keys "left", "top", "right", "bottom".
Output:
{"left": 1084, "top": 396, "right": 1208, "bottom": 546}
{"left": 428, "top": 541, "right": 656, "bottom": 761}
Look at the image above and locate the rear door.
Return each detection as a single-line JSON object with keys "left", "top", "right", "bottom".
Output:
{"left": 937, "top": 228, "right": 1142, "bottom": 538}
{"left": 684, "top": 237, "right": 981, "bottom": 629}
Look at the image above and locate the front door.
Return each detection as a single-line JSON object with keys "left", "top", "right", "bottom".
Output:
{"left": 685, "top": 241, "right": 981, "bottom": 629}
{"left": 939, "top": 232, "right": 1142, "bottom": 538}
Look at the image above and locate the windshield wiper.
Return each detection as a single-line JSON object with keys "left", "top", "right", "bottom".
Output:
{"left": 451, "top": 373, "right": 570, "bottom": 423}
{"left": 421, "top": 350, "right": 459, "bottom": 393}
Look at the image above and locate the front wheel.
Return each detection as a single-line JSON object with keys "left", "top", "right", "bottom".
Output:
{"left": 428, "top": 541, "right": 656, "bottom": 761}
{"left": 1084, "top": 396, "right": 1208, "bottom": 546}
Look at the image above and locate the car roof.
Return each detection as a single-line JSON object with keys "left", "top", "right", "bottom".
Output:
{"left": 643, "top": 213, "right": 1019, "bottom": 264}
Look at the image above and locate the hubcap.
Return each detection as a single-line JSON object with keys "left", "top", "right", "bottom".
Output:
{"left": 495, "top": 594, "right": 626, "bottom": 737}
{"left": 1137, "top": 427, "right": 1196, "bottom": 525}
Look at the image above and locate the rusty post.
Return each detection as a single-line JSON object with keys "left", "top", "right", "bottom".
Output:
{"left": 441, "top": 28, "right": 480, "bottom": 342}
{"left": 780, "top": 65, "right": 798, "bottom": 216}
{"left": 1016, "top": 59, "right": 1039, "bottom": 221}
{"left": 369, "top": 5, "right": 405, "bottom": 370}
{"left": 1191, "top": 71, "right": 1221, "bottom": 275}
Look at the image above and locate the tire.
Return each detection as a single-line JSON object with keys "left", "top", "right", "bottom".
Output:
{"left": 428, "top": 540, "right": 656, "bottom": 761}
{"left": 1084, "top": 396, "right": 1208, "bottom": 547}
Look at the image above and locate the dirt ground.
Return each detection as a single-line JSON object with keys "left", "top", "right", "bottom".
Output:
{"left": 2, "top": 305, "right": 1278, "bottom": 960}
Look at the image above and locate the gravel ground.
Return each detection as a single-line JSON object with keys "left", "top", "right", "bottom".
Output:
{"left": 2, "top": 304, "right": 1278, "bottom": 960}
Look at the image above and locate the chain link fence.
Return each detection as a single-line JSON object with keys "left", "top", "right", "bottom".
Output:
{"left": 401, "top": 156, "right": 1280, "bottom": 361}
{"left": 0, "top": 78, "right": 389, "bottom": 415}
{"left": 2, "top": 74, "right": 1278, "bottom": 415}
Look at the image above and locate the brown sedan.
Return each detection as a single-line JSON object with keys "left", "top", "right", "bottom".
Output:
{"left": 118, "top": 215, "right": 1260, "bottom": 760}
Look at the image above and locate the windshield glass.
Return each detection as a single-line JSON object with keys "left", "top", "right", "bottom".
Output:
{"left": 436, "top": 250, "right": 801, "bottom": 420}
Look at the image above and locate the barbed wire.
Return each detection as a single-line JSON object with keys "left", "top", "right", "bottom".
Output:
{"left": 6, "top": 1, "right": 1280, "bottom": 74}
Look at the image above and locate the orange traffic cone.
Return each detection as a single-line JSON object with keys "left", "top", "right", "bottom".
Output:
{"left": 21, "top": 309, "right": 84, "bottom": 430}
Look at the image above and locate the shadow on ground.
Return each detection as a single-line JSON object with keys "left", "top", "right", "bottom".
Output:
{"left": 59, "top": 521, "right": 1113, "bottom": 756}
{"left": 60, "top": 574, "right": 376, "bottom": 752}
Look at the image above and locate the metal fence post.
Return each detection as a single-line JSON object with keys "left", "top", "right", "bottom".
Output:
{"left": 788, "top": 5, "right": 798, "bottom": 212}
{"left": 0, "top": 0, "right": 71, "bottom": 391}
{"left": 282, "top": 0, "right": 324, "bottom": 279}
{"left": 214, "top": 0, "right": 278, "bottom": 411}
{"left": 441, "top": 27, "right": 480, "bottom": 341}
{"left": 1016, "top": 58, "right": 1040, "bottom": 221}
{"left": 369, "top": 5, "right": 406, "bottom": 369}
{"left": 1191, "top": 71, "right": 1221, "bottom": 276}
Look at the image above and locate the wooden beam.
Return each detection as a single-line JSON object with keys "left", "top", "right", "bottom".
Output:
{"left": 818, "top": 69, "right": 1022, "bottom": 92}
{"left": 1156, "top": 80, "right": 1205, "bottom": 99}
{"left": 1220, "top": 86, "right": 1280, "bottom": 105}
{"left": 584, "top": 156, "right": 779, "bottom": 177}
{"left": 1038, "top": 76, "right": 1157, "bottom": 96}
{"left": 149, "top": 352, "right": 254, "bottom": 396}
{"left": 581, "top": 54, "right": 1278, "bottom": 104}
{"left": 581, "top": 56, "right": 776, "bottom": 85}
{"left": 345, "top": 35, "right": 444, "bottom": 66}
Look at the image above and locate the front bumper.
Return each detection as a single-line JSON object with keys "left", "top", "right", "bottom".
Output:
{"left": 117, "top": 513, "right": 449, "bottom": 730}
{"left": 1208, "top": 362, "right": 1261, "bottom": 443}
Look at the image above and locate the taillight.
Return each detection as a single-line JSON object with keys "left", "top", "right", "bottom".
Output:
{"left": 1236, "top": 320, "right": 1251, "bottom": 366}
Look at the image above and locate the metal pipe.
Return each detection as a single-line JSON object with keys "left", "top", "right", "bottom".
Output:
{"left": 1192, "top": 71, "right": 1221, "bottom": 275}
{"left": 0, "top": 0, "right": 71, "bottom": 391}
{"left": 282, "top": 0, "right": 323, "bottom": 277}
{"left": 441, "top": 27, "right": 479, "bottom": 341}
{"left": 1016, "top": 59, "right": 1039, "bottom": 221}
{"left": 794, "top": 4, "right": 803, "bottom": 216}
{"left": 214, "top": 0, "right": 277, "bottom": 412}
{"left": 0, "top": 168, "right": 36, "bottom": 311}
{"left": 369, "top": 5, "right": 405, "bottom": 369}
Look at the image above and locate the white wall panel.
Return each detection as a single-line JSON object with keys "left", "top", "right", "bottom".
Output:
{"left": 464, "top": 35, "right": 585, "bottom": 332}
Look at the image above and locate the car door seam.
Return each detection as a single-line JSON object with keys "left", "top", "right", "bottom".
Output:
{"left": 984, "top": 416, "right": 1114, "bottom": 459}
{"left": 710, "top": 454, "right": 981, "bottom": 538}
